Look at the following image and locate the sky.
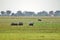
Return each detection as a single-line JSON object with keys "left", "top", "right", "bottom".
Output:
{"left": 0, "top": 0, "right": 60, "bottom": 13}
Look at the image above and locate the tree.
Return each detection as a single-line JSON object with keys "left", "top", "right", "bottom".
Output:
{"left": 54, "top": 10, "right": 60, "bottom": 16}
{"left": 23, "top": 11, "right": 35, "bottom": 16}
{"left": 49, "top": 11, "right": 54, "bottom": 16}
{"left": 6, "top": 10, "right": 11, "bottom": 16}
{"left": 37, "top": 11, "right": 48, "bottom": 16}
{"left": 33, "top": 13, "right": 37, "bottom": 16}
{"left": 15, "top": 11, "right": 24, "bottom": 16}
{"left": 1, "top": 11, "right": 5, "bottom": 16}
{"left": 11, "top": 13, "right": 15, "bottom": 16}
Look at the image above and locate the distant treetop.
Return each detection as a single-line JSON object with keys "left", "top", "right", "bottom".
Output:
{"left": 0, "top": 10, "right": 60, "bottom": 16}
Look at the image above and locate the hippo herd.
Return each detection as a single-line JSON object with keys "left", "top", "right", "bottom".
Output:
{"left": 11, "top": 22, "right": 23, "bottom": 26}
{"left": 11, "top": 19, "right": 42, "bottom": 26}
{"left": 11, "top": 22, "right": 34, "bottom": 26}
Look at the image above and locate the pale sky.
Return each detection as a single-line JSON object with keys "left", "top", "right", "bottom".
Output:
{"left": 0, "top": 0, "right": 60, "bottom": 12}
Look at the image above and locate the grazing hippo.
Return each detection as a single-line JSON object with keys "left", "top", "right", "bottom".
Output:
{"left": 11, "top": 22, "right": 18, "bottom": 26}
{"left": 19, "top": 22, "right": 23, "bottom": 26}
{"left": 38, "top": 19, "right": 42, "bottom": 21}
{"left": 29, "top": 22, "right": 34, "bottom": 26}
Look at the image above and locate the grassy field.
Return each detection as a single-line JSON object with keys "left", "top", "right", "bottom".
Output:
{"left": 0, "top": 16, "right": 60, "bottom": 40}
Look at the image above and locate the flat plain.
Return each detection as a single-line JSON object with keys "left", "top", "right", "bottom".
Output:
{"left": 0, "top": 16, "right": 60, "bottom": 40}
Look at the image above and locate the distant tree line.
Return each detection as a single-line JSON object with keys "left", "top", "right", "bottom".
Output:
{"left": 0, "top": 10, "right": 60, "bottom": 16}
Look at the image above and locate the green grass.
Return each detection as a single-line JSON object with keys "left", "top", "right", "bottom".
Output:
{"left": 0, "top": 16, "right": 60, "bottom": 40}
{"left": 0, "top": 33, "right": 60, "bottom": 40}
